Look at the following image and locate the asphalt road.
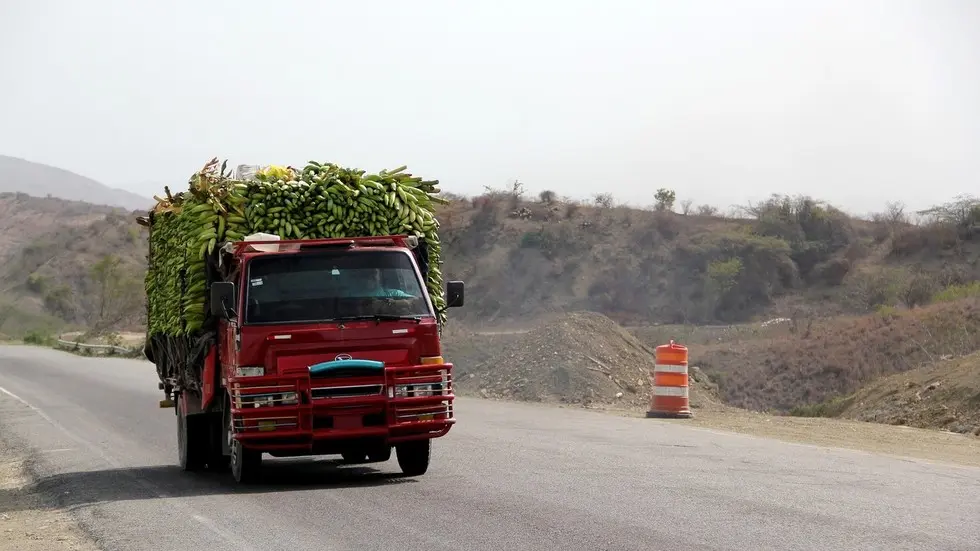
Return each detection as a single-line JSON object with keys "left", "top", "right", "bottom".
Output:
{"left": 1, "top": 346, "right": 979, "bottom": 551}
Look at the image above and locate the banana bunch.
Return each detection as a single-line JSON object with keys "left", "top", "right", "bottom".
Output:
{"left": 143, "top": 157, "right": 451, "bottom": 338}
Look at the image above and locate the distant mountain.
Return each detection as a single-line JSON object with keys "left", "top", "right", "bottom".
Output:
{"left": 0, "top": 155, "right": 152, "bottom": 211}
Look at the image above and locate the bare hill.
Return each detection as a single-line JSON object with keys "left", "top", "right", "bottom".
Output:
{"left": 0, "top": 155, "right": 151, "bottom": 211}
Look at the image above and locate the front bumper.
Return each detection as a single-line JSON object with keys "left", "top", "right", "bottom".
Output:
{"left": 227, "top": 363, "right": 455, "bottom": 453}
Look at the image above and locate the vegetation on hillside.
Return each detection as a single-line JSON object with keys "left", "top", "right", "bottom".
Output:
{"left": 439, "top": 185, "right": 979, "bottom": 326}
{"left": 2, "top": 187, "right": 978, "bottom": 333}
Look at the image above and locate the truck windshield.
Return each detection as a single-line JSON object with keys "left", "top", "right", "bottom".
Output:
{"left": 244, "top": 250, "right": 432, "bottom": 325}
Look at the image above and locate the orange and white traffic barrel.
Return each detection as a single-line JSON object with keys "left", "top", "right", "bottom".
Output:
{"left": 646, "top": 340, "right": 692, "bottom": 419}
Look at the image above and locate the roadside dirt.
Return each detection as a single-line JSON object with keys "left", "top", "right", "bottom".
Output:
{"left": 447, "top": 311, "right": 723, "bottom": 410}
{"left": 670, "top": 409, "right": 980, "bottom": 468}
{"left": 838, "top": 351, "right": 980, "bottom": 436}
{"left": 59, "top": 331, "right": 144, "bottom": 348}
{"left": 577, "top": 403, "right": 980, "bottom": 469}
{"left": 0, "top": 440, "right": 100, "bottom": 551}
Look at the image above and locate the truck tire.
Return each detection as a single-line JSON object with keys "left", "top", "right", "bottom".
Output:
{"left": 207, "top": 414, "right": 231, "bottom": 472}
{"left": 230, "top": 439, "right": 261, "bottom": 483}
{"left": 177, "top": 405, "right": 208, "bottom": 471}
{"left": 395, "top": 440, "right": 430, "bottom": 476}
{"left": 229, "top": 413, "right": 261, "bottom": 483}
{"left": 368, "top": 446, "right": 392, "bottom": 463}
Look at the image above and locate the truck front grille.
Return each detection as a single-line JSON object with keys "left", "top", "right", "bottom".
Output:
{"left": 310, "top": 384, "right": 383, "bottom": 400}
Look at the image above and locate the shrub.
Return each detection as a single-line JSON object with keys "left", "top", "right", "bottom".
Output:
{"left": 932, "top": 281, "right": 980, "bottom": 303}
{"left": 22, "top": 331, "right": 52, "bottom": 345}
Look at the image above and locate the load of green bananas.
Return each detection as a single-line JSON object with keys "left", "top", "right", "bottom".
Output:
{"left": 144, "top": 157, "right": 449, "bottom": 337}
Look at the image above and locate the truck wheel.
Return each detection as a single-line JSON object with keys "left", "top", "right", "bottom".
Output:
{"left": 367, "top": 446, "right": 392, "bottom": 463}
{"left": 177, "top": 405, "right": 207, "bottom": 471}
{"left": 207, "top": 413, "right": 230, "bottom": 471}
{"left": 228, "top": 412, "right": 261, "bottom": 483}
{"left": 230, "top": 439, "right": 261, "bottom": 483}
{"left": 395, "top": 440, "right": 430, "bottom": 476}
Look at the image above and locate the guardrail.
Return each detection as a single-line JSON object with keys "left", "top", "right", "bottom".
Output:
{"left": 55, "top": 338, "right": 134, "bottom": 355}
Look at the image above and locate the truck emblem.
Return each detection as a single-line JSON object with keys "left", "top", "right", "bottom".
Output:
{"left": 335, "top": 354, "right": 353, "bottom": 361}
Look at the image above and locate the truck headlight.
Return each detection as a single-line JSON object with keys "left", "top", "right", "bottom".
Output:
{"left": 391, "top": 384, "right": 440, "bottom": 398}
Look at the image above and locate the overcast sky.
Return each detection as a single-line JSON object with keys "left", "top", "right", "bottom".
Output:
{"left": 1, "top": 0, "right": 977, "bottom": 215}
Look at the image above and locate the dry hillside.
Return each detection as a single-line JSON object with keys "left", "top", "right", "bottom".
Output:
{"left": 438, "top": 191, "right": 980, "bottom": 327}
{"left": 1, "top": 168, "right": 979, "bottom": 425}
{"left": 836, "top": 351, "right": 980, "bottom": 436}
{"left": 0, "top": 193, "right": 145, "bottom": 337}
{"left": 3, "top": 184, "right": 978, "bottom": 334}
{"left": 695, "top": 297, "right": 980, "bottom": 412}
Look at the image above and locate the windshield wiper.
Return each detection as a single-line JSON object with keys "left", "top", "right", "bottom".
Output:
{"left": 331, "top": 315, "right": 424, "bottom": 324}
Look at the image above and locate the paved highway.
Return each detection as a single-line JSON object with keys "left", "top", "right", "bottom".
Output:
{"left": 1, "top": 345, "right": 978, "bottom": 551}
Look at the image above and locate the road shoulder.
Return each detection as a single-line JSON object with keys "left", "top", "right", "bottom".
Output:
{"left": 605, "top": 404, "right": 980, "bottom": 468}
{"left": 0, "top": 437, "right": 101, "bottom": 551}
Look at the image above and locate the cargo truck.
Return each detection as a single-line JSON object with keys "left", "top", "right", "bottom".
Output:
{"left": 138, "top": 228, "right": 464, "bottom": 484}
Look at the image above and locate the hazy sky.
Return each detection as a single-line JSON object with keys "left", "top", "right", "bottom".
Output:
{"left": 1, "top": 0, "right": 978, "bottom": 215}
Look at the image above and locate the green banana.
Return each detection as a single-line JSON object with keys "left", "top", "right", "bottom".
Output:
{"left": 143, "top": 158, "right": 450, "bottom": 337}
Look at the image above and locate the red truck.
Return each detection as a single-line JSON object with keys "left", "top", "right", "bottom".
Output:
{"left": 146, "top": 234, "right": 464, "bottom": 483}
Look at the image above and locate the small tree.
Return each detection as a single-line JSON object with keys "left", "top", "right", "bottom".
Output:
{"left": 900, "top": 271, "right": 937, "bottom": 309}
{"left": 679, "top": 199, "right": 693, "bottom": 215}
{"left": 539, "top": 190, "right": 557, "bottom": 205}
{"left": 654, "top": 188, "right": 676, "bottom": 212}
{"left": 86, "top": 255, "right": 142, "bottom": 332}
{"left": 917, "top": 194, "right": 980, "bottom": 227}
{"left": 593, "top": 193, "right": 614, "bottom": 209}
{"left": 696, "top": 204, "right": 720, "bottom": 217}
{"left": 702, "top": 257, "right": 743, "bottom": 319}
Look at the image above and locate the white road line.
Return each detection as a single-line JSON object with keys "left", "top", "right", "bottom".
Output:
{"left": 41, "top": 448, "right": 76, "bottom": 454}
{"left": 0, "top": 384, "right": 259, "bottom": 550}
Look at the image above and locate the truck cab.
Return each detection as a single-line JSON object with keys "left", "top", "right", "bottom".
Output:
{"left": 173, "top": 234, "right": 463, "bottom": 483}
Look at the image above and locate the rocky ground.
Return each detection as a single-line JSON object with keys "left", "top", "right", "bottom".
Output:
{"left": 837, "top": 350, "right": 980, "bottom": 436}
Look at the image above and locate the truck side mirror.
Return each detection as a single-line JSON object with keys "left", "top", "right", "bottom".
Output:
{"left": 446, "top": 281, "right": 464, "bottom": 308}
{"left": 210, "top": 281, "right": 237, "bottom": 319}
